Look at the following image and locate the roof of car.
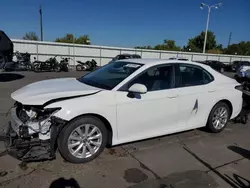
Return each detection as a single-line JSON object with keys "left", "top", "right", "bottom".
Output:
{"left": 118, "top": 54, "right": 140, "bottom": 56}
{"left": 117, "top": 58, "right": 206, "bottom": 67}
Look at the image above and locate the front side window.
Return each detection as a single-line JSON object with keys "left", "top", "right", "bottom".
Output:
{"left": 78, "top": 61, "right": 143, "bottom": 90}
{"left": 175, "top": 64, "right": 213, "bottom": 87}
{"left": 120, "top": 65, "right": 174, "bottom": 92}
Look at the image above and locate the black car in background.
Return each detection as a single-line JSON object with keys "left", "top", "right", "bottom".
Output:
{"left": 168, "top": 57, "right": 189, "bottom": 61}
{"left": 197, "top": 60, "right": 225, "bottom": 73}
{"left": 109, "top": 54, "right": 141, "bottom": 63}
{"left": 232, "top": 61, "right": 250, "bottom": 72}
{"left": 0, "top": 30, "right": 13, "bottom": 69}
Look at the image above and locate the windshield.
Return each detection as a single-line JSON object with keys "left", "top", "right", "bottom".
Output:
{"left": 78, "top": 61, "right": 143, "bottom": 90}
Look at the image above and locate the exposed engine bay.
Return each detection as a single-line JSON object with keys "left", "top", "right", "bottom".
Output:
{"left": 4, "top": 102, "right": 67, "bottom": 162}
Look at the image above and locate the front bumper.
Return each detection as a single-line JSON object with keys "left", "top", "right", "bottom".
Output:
{"left": 3, "top": 107, "right": 67, "bottom": 162}
{"left": 4, "top": 122, "right": 54, "bottom": 162}
{"left": 9, "top": 107, "right": 23, "bottom": 135}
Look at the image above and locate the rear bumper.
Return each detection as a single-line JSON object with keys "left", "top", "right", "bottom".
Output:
{"left": 231, "top": 95, "right": 243, "bottom": 120}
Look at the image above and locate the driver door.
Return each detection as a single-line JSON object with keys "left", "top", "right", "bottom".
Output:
{"left": 115, "top": 64, "right": 181, "bottom": 144}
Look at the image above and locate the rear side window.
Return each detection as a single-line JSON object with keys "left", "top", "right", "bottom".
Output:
{"left": 175, "top": 64, "right": 214, "bottom": 87}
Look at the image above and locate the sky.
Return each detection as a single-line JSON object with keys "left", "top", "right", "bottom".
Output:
{"left": 1, "top": 0, "right": 250, "bottom": 48}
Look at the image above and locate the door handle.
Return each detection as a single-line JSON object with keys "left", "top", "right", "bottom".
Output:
{"left": 168, "top": 95, "right": 179, "bottom": 99}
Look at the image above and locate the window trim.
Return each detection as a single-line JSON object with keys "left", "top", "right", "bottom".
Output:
{"left": 174, "top": 63, "right": 214, "bottom": 88}
{"left": 118, "top": 64, "right": 175, "bottom": 92}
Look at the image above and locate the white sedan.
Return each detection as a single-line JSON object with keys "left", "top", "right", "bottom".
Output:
{"left": 7, "top": 59, "right": 242, "bottom": 163}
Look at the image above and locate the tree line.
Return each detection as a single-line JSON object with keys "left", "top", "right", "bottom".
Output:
{"left": 22, "top": 32, "right": 91, "bottom": 45}
{"left": 22, "top": 31, "right": 250, "bottom": 56}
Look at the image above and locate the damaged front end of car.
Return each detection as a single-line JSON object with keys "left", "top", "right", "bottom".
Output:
{"left": 3, "top": 102, "right": 67, "bottom": 162}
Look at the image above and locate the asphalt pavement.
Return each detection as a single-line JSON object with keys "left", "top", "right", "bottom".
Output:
{"left": 0, "top": 70, "right": 250, "bottom": 188}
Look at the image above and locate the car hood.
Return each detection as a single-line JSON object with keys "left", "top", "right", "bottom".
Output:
{"left": 11, "top": 78, "right": 102, "bottom": 105}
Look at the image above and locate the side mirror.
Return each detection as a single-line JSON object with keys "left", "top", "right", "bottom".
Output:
{"left": 128, "top": 83, "right": 147, "bottom": 94}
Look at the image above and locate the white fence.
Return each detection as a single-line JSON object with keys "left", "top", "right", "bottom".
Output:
{"left": 12, "top": 39, "right": 250, "bottom": 66}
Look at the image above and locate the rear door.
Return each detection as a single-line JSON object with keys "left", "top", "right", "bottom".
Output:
{"left": 174, "top": 63, "right": 215, "bottom": 129}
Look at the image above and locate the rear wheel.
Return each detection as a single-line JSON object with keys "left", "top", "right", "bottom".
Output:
{"left": 207, "top": 102, "right": 230, "bottom": 133}
{"left": 54, "top": 65, "right": 61, "bottom": 72}
{"left": 57, "top": 116, "right": 108, "bottom": 163}
{"left": 26, "top": 62, "right": 32, "bottom": 71}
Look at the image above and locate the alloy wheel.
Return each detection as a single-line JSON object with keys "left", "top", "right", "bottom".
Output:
{"left": 67, "top": 124, "right": 103, "bottom": 159}
{"left": 212, "top": 106, "right": 228, "bottom": 130}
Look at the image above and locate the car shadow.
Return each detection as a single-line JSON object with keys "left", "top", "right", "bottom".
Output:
{"left": 228, "top": 145, "right": 250, "bottom": 160}
{"left": 49, "top": 178, "right": 81, "bottom": 188}
{"left": 0, "top": 73, "right": 24, "bottom": 82}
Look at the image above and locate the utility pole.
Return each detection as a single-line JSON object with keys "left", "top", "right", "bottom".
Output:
{"left": 39, "top": 5, "right": 43, "bottom": 41}
{"left": 228, "top": 32, "right": 232, "bottom": 47}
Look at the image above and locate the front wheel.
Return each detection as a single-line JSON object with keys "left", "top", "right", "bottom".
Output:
{"left": 76, "top": 64, "right": 82, "bottom": 71}
{"left": 207, "top": 102, "right": 230, "bottom": 133}
{"left": 33, "top": 64, "right": 40, "bottom": 72}
{"left": 57, "top": 116, "right": 108, "bottom": 163}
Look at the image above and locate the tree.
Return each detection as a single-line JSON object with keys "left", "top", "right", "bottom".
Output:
{"left": 55, "top": 34, "right": 91, "bottom": 45}
{"left": 75, "top": 35, "right": 91, "bottom": 45}
{"left": 135, "top": 40, "right": 181, "bottom": 51}
{"left": 22, "top": 32, "right": 39, "bottom": 41}
{"left": 207, "top": 49, "right": 223, "bottom": 54}
{"left": 224, "top": 41, "right": 250, "bottom": 55}
{"left": 185, "top": 31, "right": 217, "bottom": 52}
{"left": 154, "top": 40, "right": 181, "bottom": 51}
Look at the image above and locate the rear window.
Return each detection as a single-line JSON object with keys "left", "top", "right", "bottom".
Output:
{"left": 175, "top": 64, "right": 214, "bottom": 87}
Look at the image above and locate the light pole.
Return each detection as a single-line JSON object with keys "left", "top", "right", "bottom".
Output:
{"left": 200, "top": 2, "right": 222, "bottom": 53}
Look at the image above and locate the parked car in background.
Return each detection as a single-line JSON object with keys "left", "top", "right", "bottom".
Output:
{"left": 6, "top": 59, "right": 242, "bottom": 164}
{"left": 234, "top": 63, "right": 250, "bottom": 83}
{"left": 168, "top": 57, "right": 188, "bottom": 61}
{"left": 232, "top": 61, "right": 250, "bottom": 72}
{"left": 198, "top": 60, "right": 225, "bottom": 73}
{"left": 108, "top": 54, "right": 141, "bottom": 64}
{"left": 222, "top": 62, "right": 232, "bottom": 72}
{"left": 0, "top": 30, "right": 13, "bottom": 69}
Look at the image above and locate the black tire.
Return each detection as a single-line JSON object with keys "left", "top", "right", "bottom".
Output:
{"left": 54, "top": 65, "right": 61, "bottom": 72}
{"left": 26, "top": 63, "right": 32, "bottom": 71}
{"left": 220, "top": 67, "right": 224, "bottom": 73}
{"left": 0, "top": 53, "right": 6, "bottom": 69}
{"left": 207, "top": 102, "right": 230, "bottom": 133}
{"left": 76, "top": 65, "right": 82, "bottom": 71}
{"left": 57, "top": 116, "right": 108, "bottom": 163}
{"left": 33, "top": 64, "right": 40, "bottom": 72}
